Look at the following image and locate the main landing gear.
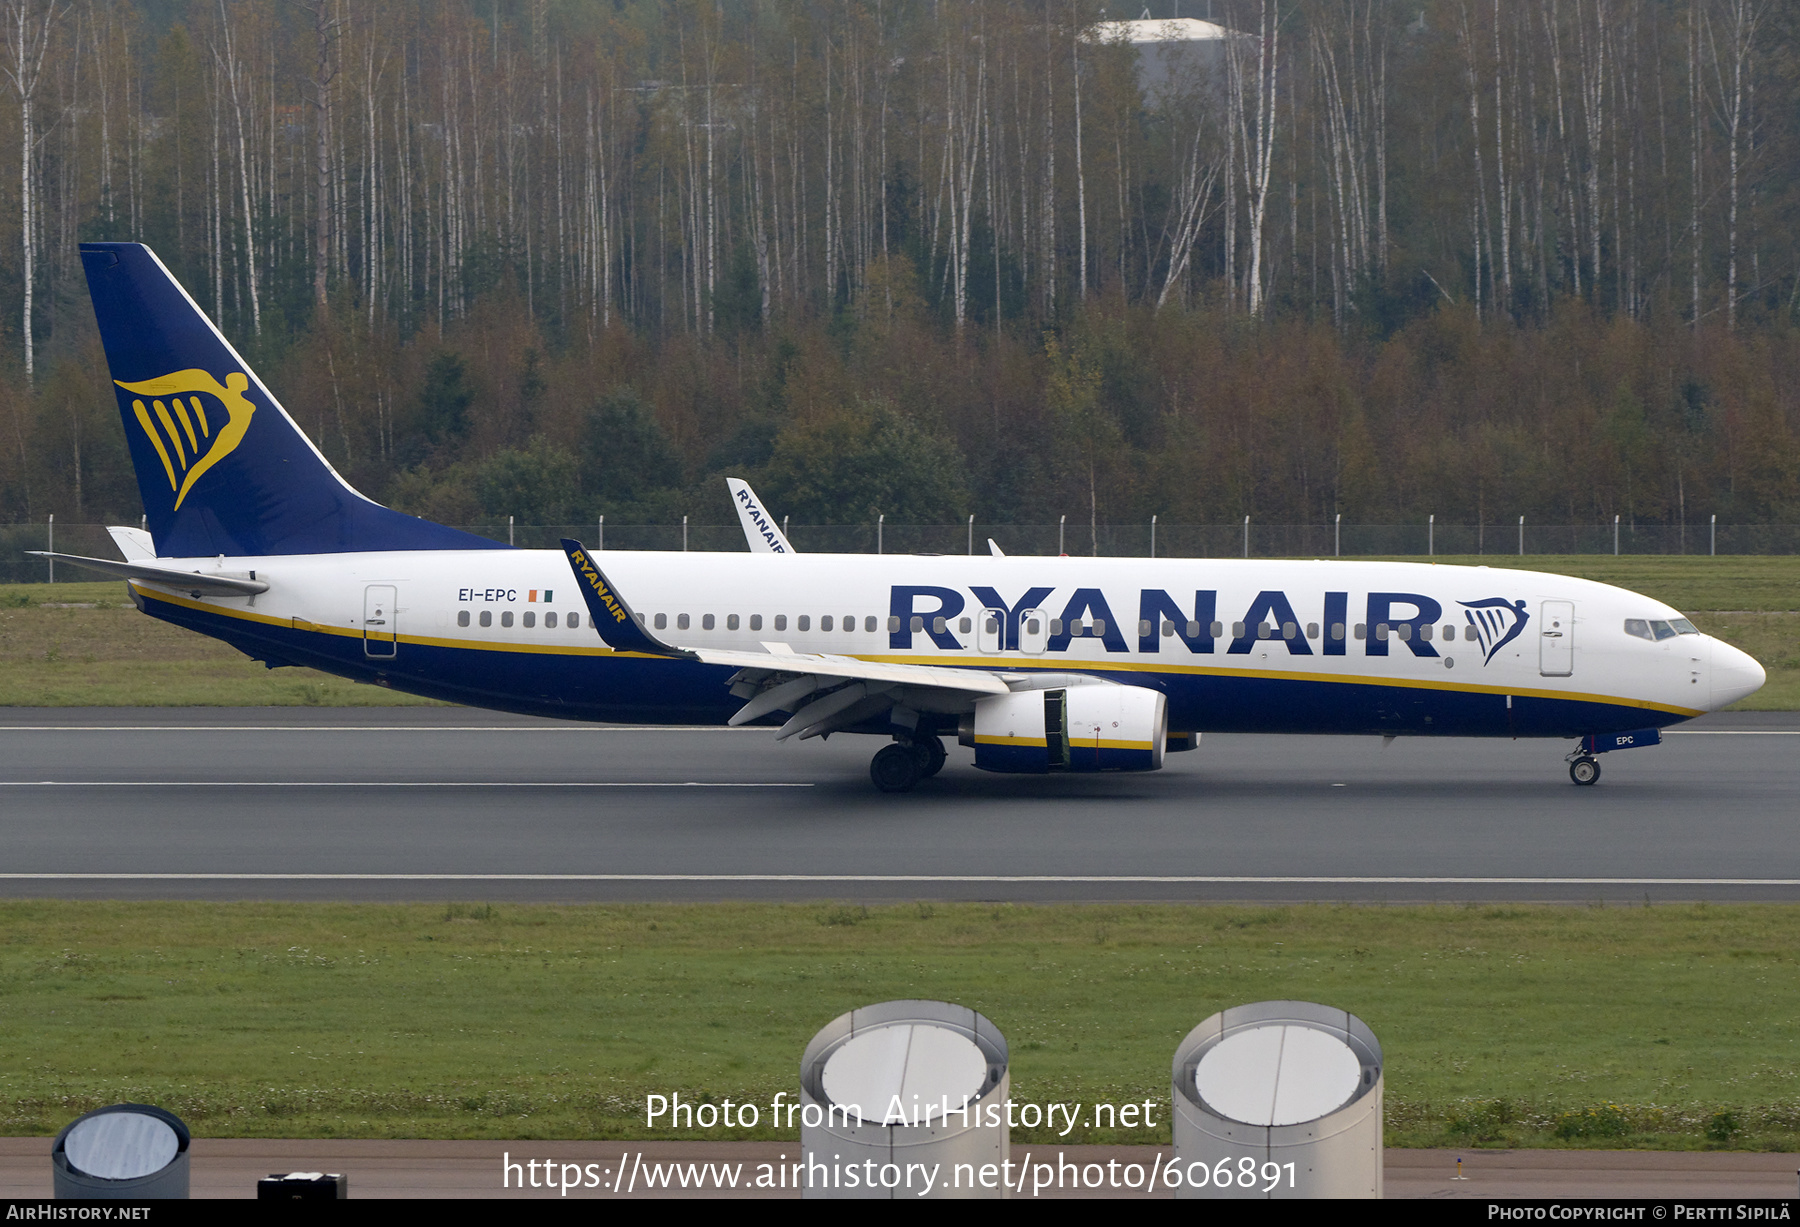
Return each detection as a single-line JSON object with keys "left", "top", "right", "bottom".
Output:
{"left": 870, "top": 735, "right": 946, "bottom": 794}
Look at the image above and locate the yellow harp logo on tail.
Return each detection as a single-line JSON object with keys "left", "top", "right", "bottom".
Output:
{"left": 116, "top": 370, "right": 257, "bottom": 510}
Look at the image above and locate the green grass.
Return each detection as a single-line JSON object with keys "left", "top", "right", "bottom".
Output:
{"left": 1, "top": 556, "right": 1796, "bottom": 707}
{"left": 0, "top": 582, "right": 442, "bottom": 707}
{"left": 3, "top": 901, "right": 1799, "bottom": 1149}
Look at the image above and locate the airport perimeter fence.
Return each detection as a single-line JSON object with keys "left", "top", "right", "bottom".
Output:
{"left": 3, "top": 517, "right": 1795, "bottom": 584}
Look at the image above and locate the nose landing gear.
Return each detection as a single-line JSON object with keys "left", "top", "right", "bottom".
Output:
{"left": 1568, "top": 756, "right": 1601, "bottom": 786}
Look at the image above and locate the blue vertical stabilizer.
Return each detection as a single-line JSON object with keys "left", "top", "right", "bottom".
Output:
{"left": 80, "top": 242, "right": 507, "bottom": 557}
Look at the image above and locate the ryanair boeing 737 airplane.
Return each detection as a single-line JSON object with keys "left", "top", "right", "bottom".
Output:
{"left": 41, "top": 243, "right": 1766, "bottom": 792}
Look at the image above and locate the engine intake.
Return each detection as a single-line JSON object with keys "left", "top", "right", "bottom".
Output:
{"left": 959, "top": 685, "right": 1167, "bottom": 773}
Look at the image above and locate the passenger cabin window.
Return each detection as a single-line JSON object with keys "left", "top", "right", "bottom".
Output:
{"left": 864, "top": 616, "right": 878, "bottom": 632}
{"left": 1417, "top": 623, "right": 1430, "bottom": 641}
{"left": 501, "top": 611, "right": 514, "bottom": 628}
{"left": 774, "top": 615, "right": 787, "bottom": 631}
{"left": 677, "top": 613, "right": 690, "bottom": 630}
{"left": 1442, "top": 625, "right": 1455, "bottom": 640}
{"left": 546, "top": 612, "right": 558, "bottom": 628}
{"left": 457, "top": 610, "right": 470, "bottom": 627}
{"left": 479, "top": 611, "right": 492, "bottom": 628}
{"left": 797, "top": 615, "right": 811, "bottom": 632}
{"left": 910, "top": 616, "right": 924, "bottom": 632}
{"left": 569, "top": 613, "right": 580, "bottom": 628}
{"left": 727, "top": 614, "right": 739, "bottom": 630}
{"left": 703, "top": 614, "right": 715, "bottom": 630}
{"left": 750, "top": 614, "right": 763, "bottom": 631}
{"left": 1354, "top": 623, "right": 1367, "bottom": 639}
{"left": 1210, "top": 621, "right": 1224, "bottom": 638}
{"left": 889, "top": 616, "right": 902, "bottom": 632}
{"left": 1049, "top": 619, "right": 1064, "bottom": 635}
{"left": 845, "top": 616, "right": 856, "bottom": 632}
{"left": 1306, "top": 623, "right": 1319, "bottom": 639}
{"left": 654, "top": 613, "right": 667, "bottom": 630}
{"left": 958, "top": 617, "right": 971, "bottom": 634}
{"left": 1282, "top": 621, "right": 1297, "bottom": 639}
{"left": 1332, "top": 623, "right": 1345, "bottom": 640}
{"left": 523, "top": 612, "right": 535, "bottom": 628}
{"left": 821, "top": 616, "right": 834, "bottom": 632}
{"left": 1232, "top": 622, "right": 1245, "bottom": 638}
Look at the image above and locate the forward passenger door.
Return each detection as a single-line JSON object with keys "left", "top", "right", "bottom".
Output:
{"left": 1539, "top": 600, "right": 1573, "bottom": 676}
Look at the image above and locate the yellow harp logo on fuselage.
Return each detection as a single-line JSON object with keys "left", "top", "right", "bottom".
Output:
{"left": 116, "top": 370, "right": 257, "bottom": 510}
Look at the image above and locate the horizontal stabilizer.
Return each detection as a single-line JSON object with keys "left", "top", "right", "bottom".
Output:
{"left": 27, "top": 551, "right": 268, "bottom": 595}
{"left": 560, "top": 539, "right": 695, "bottom": 659}
{"left": 107, "top": 526, "right": 156, "bottom": 561}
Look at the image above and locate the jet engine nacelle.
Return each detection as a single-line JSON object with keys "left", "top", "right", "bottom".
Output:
{"left": 959, "top": 685, "right": 1167, "bottom": 774}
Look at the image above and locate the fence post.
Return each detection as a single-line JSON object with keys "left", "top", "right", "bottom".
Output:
{"left": 683, "top": 515, "right": 689, "bottom": 552}
{"left": 1243, "top": 515, "right": 1250, "bottom": 559}
{"left": 1150, "top": 514, "right": 1157, "bottom": 559}
{"left": 877, "top": 514, "right": 884, "bottom": 555}
{"left": 598, "top": 515, "right": 604, "bottom": 551}
{"left": 1711, "top": 514, "right": 1716, "bottom": 556}
{"left": 47, "top": 514, "right": 53, "bottom": 584}
{"left": 1059, "top": 515, "right": 1065, "bottom": 555}
{"left": 783, "top": 515, "right": 789, "bottom": 545}
{"left": 1429, "top": 514, "right": 1434, "bottom": 557}
{"left": 1614, "top": 514, "right": 1620, "bottom": 555}
{"left": 1335, "top": 512, "right": 1341, "bottom": 557}
{"left": 967, "top": 514, "right": 974, "bottom": 556}
{"left": 1518, "top": 516, "right": 1524, "bottom": 556}
{"left": 508, "top": 515, "right": 514, "bottom": 546}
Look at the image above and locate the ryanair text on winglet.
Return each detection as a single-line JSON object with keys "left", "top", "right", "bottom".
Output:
{"left": 570, "top": 549, "right": 629, "bottom": 624}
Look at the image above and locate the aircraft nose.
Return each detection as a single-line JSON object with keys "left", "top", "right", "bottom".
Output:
{"left": 1709, "top": 638, "right": 1766, "bottom": 711}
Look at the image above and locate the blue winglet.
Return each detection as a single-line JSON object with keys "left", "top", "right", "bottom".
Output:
{"left": 561, "top": 540, "right": 695, "bottom": 659}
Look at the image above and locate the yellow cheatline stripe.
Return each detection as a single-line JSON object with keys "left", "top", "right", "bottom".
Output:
{"left": 856, "top": 652, "right": 1704, "bottom": 718}
{"left": 1082, "top": 739, "right": 1155, "bottom": 751}
{"left": 132, "top": 401, "right": 178, "bottom": 492}
{"left": 131, "top": 587, "right": 1705, "bottom": 715}
{"left": 138, "top": 587, "right": 624, "bottom": 658}
{"left": 973, "top": 735, "right": 1046, "bottom": 747}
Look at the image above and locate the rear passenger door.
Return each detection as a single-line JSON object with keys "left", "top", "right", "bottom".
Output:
{"left": 364, "top": 585, "right": 398, "bottom": 658}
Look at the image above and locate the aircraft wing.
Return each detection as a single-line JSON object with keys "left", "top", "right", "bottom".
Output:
{"left": 726, "top": 477, "right": 795, "bottom": 553}
{"left": 560, "top": 538, "right": 1008, "bottom": 739}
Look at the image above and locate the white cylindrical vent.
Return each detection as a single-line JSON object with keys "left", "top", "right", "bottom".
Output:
{"left": 800, "top": 999, "right": 1009, "bottom": 1200}
{"left": 52, "top": 1104, "right": 191, "bottom": 1199}
{"left": 1171, "top": 1001, "right": 1382, "bottom": 1199}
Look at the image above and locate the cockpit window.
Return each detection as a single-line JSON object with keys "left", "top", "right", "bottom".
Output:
{"left": 1650, "top": 620, "right": 1676, "bottom": 640}
{"left": 1670, "top": 617, "right": 1699, "bottom": 635}
{"left": 1624, "top": 619, "right": 1653, "bottom": 641}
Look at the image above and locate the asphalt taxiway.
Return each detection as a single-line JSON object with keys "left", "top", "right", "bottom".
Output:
{"left": 0, "top": 707, "right": 1795, "bottom": 902}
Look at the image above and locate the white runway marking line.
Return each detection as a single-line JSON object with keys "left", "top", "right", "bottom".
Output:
{"left": 0, "top": 726, "right": 764, "bottom": 732}
{"left": 0, "top": 781, "right": 811, "bottom": 788}
{"left": 3, "top": 874, "right": 1799, "bottom": 885}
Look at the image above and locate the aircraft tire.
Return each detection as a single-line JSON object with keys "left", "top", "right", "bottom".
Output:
{"left": 914, "top": 736, "right": 947, "bottom": 779}
{"left": 871, "top": 744, "right": 921, "bottom": 793}
{"left": 1569, "top": 756, "right": 1601, "bottom": 786}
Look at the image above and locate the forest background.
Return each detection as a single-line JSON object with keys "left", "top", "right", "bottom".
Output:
{"left": 0, "top": 0, "right": 1797, "bottom": 551}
